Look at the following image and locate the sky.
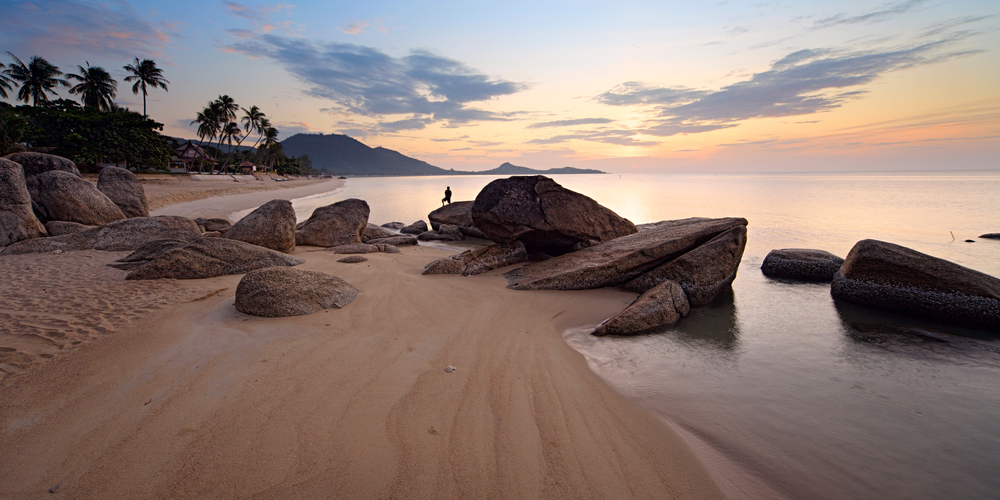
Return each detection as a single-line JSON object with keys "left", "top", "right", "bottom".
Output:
{"left": 1, "top": 0, "right": 998, "bottom": 172}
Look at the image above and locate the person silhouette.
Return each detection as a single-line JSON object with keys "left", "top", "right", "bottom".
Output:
{"left": 442, "top": 186, "right": 452, "bottom": 206}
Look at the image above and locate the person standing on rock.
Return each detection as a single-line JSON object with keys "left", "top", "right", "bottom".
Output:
{"left": 442, "top": 186, "right": 452, "bottom": 206}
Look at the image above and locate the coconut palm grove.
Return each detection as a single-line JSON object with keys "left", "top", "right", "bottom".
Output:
{"left": 0, "top": 53, "right": 312, "bottom": 175}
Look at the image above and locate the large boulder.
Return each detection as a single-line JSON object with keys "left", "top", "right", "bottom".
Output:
{"left": 97, "top": 166, "right": 149, "bottom": 217}
{"left": 235, "top": 267, "right": 360, "bottom": 317}
{"left": 1, "top": 216, "right": 201, "bottom": 255}
{"left": 399, "top": 220, "right": 428, "bottom": 235}
{"left": 619, "top": 225, "right": 747, "bottom": 306}
{"left": 362, "top": 223, "right": 396, "bottom": 242}
{"left": 981, "top": 233, "right": 1000, "bottom": 240}
{"left": 761, "top": 248, "right": 844, "bottom": 282}
{"left": 423, "top": 241, "right": 528, "bottom": 276}
{"left": 592, "top": 280, "right": 690, "bottom": 336}
{"left": 35, "top": 170, "right": 126, "bottom": 225}
{"left": 3, "top": 152, "right": 80, "bottom": 200}
{"left": 224, "top": 199, "right": 296, "bottom": 253}
{"left": 505, "top": 217, "right": 748, "bottom": 291}
{"left": 471, "top": 176, "right": 636, "bottom": 254}
{"left": 429, "top": 201, "right": 474, "bottom": 229}
{"left": 126, "top": 237, "right": 304, "bottom": 280}
{"left": 831, "top": 239, "right": 1000, "bottom": 329}
{"left": 295, "top": 198, "right": 369, "bottom": 247}
{"left": 0, "top": 157, "right": 46, "bottom": 246}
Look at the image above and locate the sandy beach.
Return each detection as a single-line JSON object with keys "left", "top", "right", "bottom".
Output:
{"left": 0, "top": 182, "right": 725, "bottom": 499}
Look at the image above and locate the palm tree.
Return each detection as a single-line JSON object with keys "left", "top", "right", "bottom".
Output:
{"left": 260, "top": 126, "right": 281, "bottom": 171}
{"left": 249, "top": 117, "right": 270, "bottom": 161}
{"left": 123, "top": 57, "right": 168, "bottom": 117}
{"left": 67, "top": 62, "right": 117, "bottom": 111}
{"left": 220, "top": 121, "right": 241, "bottom": 174}
{"left": 5, "top": 53, "right": 69, "bottom": 106}
{"left": 191, "top": 103, "right": 221, "bottom": 173}
{"left": 0, "top": 62, "right": 13, "bottom": 99}
{"left": 220, "top": 105, "right": 266, "bottom": 171}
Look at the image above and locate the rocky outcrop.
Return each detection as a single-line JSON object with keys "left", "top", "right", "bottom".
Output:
{"left": 761, "top": 248, "right": 844, "bottom": 282}
{"left": 362, "top": 223, "right": 396, "bottom": 242}
{"left": 235, "top": 267, "right": 360, "bottom": 317}
{"left": 3, "top": 152, "right": 80, "bottom": 200}
{"left": 224, "top": 199, "right": 296, "bottom": 253}
{"left": 980, "top": 233, "right": 1000, "bottom": 240}
{"left": 295, "top": 198, "right": 369, "bottom": 247}
{"left": 400, "top": 220, "right": 428, "bottom": 235}
{"left": 0, "top": 157, "right": 46, "bottom": 246}
{"left": 1, "top": 215, "right": 202, "bottom": 255}
{"left": 423, "top": 241, "right": 528, "bottom": 276}
{"left": 35, "top": 170, "right": 126, "bottom": 225}
{"left": 619, "top": 225, "right": 746, "bottom": 306}
{"left": 193, "top": 217, "right": 232, "bottom": 233}
{"left": 366, "top": 235, "right": 417, "bottom": 246}
{"left": 471, "top": 175, "right": 636, "bottom": 254}
{"left": 505, "top": 217, "right": 748, "bottom": 295}
{"left": 592, "top": 280, "right": 690, "bottom": 336}
{"left": 45, "top": 220, "right": 93, "bottom": 236}
{"left": 831, "top": 239, "right": 1000, "bottom": 329}
{"left": 418, "top": 224, "right": 464, "bottom": 241}
{"left": 429, "top": 201, "right": 474, "bottom": 228}
{"left": 126, "top": 238, "right": 304, "bottom": 280}
{"left": 96, "top": 166, "right": 149, "bottom": 218}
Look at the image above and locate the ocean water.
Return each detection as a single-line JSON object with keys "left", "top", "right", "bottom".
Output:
{"left": 251, "top": 171, "right": 1000, "bottom": 499}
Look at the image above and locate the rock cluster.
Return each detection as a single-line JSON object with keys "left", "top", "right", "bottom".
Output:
{"left": 235, "top": 267, "right": 360, "bottom": 317}
{"left": 1, "top": 216, "right": 201, "bottom": 255}
{"left": 831, "top": 239, "right": 1000, "bottom": 329}
{"left": 761, "top": 248, "right": 844, "bottom": 282}
{"left": 471, "top": 175, "right": 636, "bottom": 255}
{"left": 4, "top": 152, "right": 81, "bottom": 200}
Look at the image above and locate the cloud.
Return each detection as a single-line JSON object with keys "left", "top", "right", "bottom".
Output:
{"left": 0, "top": 0, "right": 177, "bottom": 59}
{"left": 526, "top": 129, "right": 659, "bottom": 147}
{"left": 225, "top": 35, "right": 526, "bottom": 129}
{"left": 339, "top": 19, "right": 391, "bottom": 35}
{"left": 813, "top": 0, "right": 928, "bottom": 29}
{"left": 596, "top": 34, "right": 983, "bottom": 137}
{"left": 222, "top": 1, "right": 294, "bottom": 22}
{"left": 527, "top": 118, "right": 615, "bottom": 129}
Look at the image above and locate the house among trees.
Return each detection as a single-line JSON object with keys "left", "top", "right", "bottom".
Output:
{"left": 238, "top": 160, "right": 257, "bottom": 175}
{"left": 170, "top": 141, "right": 212, "bottom": 172}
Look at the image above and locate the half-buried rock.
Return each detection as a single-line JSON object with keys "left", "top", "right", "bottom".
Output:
{"left": 224, "top": 199, "right": 296, "bottom": 253}
{"left": 593, "top": 280, "right": 690, "bottom": 336}
{"left": 126, "top": 238, "right": 304, "bottom": 280}
{"left": 831, "top": 239, "right": 1000, "bottom": 329}
{"left": 235, "top": 267, "right": 360, "bottom": 317}
{"left": 423, "top": 241, "right": 528, "bottom": 276}
{"left": 295, "top": 198, "right": 369, "bottom": 247}
{"left": 761, "top": 248, "right": 844, "bottom": 282}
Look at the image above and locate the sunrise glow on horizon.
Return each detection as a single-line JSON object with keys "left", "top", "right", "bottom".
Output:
{"left": 1, "top": 0, "right": 997, "bottom": 173}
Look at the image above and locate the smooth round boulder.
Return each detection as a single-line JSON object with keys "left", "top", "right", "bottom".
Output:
{"left": 761, "top": 248, "right": 844, "bottom": 282}
{"left": 0, "top": 157, "right": 46, "bottom": 246}
{"left": 399, "top": 220, "right": 428, "bottom": 235}
{"left": 3, "top": 152, "right": 80, "bottom": 200}
{"left": 362, "top": 223, "right": 396, "bottom": 242}
{"left": 428, "top": 201, "right": 474, "bottom": 230}
{"left": 235, "top": 267, "right": 361, "bottom": 317}
{"left": 224, "top": 199, "right": 296, "bottom": 253}
{"left": 295, "top": 198, "right": 370, "bottom": 247}
{"left": 36, "top": 170, "right": 126, "bottom": 225}
{"left": 97, "top": 166, "right": 149, "bottom": 218}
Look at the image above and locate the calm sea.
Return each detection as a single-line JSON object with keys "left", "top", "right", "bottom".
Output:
{"left": 240, "top": 171, "right": 1000, "bottom": 499}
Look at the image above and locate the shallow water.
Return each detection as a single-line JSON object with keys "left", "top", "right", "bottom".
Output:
{"left": 264, "top": 171, "right": 1000, "bottom": 499}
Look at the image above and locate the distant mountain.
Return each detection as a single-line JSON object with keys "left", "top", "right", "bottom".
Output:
{"left": 279, "top": 133, "right": 606, "bottom": 176}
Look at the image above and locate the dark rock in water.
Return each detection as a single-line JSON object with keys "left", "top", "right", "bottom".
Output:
{"left": 761, "top": 248, "right": 844, "bottom": 282}
{"left": 235, "top": 267, "right": 360, "bottom": 317}
{"left": 366, "top": 235, "right": 417, "bottom": 246}
{"left": 45, "top": 220, "right": 93, "bottom": 236}
{"left": 338, "top": 255, "right": 368, "bottom": 263}
{"left": 619, "top": 225, "right": 746, "bottom": 306}
{"left": 593, "top": 280, "right": 690, "bottom": 336}
{"left": 417, "top": 230, "right": 463, "bottom": 241}
{"left": 471, "top": 175, "right": 636, "bottom": 255}
{"left": 0, "top": 157, "right": 46, "bottom": 246}
{"left": 324, "top": 243, "right": 381, "bottom": 254}
{"left": 126, "top": 238, "right": 304, "bottom": 280}
{"left": 1, "top": 215, "right": 201, "bottom": 255}
{"left": 965, "top": 239, "right": 975, "bottom": 243}
{"left": 423, "top": 241, "right": 528, "bottom": 276}
{"left": 381, "top": 222, "right": 406, "bottom": 230}
{"left": 36, "top": 170, "right": 126, "bottom": 225}
{"left": 505, "top": 217, "right": 748, "bottom": 291}
{"left": 980, "top": 233, "right": 1000, "bottom": 240}
{"left": 224, "top": 199, "right": 296, "bottom": 253}
{"left": 295, "top": 198, "right": 369, "bottom": 247}
{"left": 400, "top": 220, "right": 428, "bottom": 235}
{"left": 362, "top": 223, "right": 396, "bottom": 242}
{"left": 3, "top": 152, "right": 80, "bottom": 200}
{"left": 97, "top": 166, "right": 149, "bottom": 218}
{"left": 193, "top": 217, "right": 232, "bottom": 233}
{"left": 831, "top": 239, "right": 1000, "bottom": 329}
{"left": 429, "top": 201, "right": 474, "bottom": 230}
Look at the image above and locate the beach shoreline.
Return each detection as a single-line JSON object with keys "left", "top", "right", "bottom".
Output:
{"left": 0, "top": 181, "right": 727, "bottom": 499}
